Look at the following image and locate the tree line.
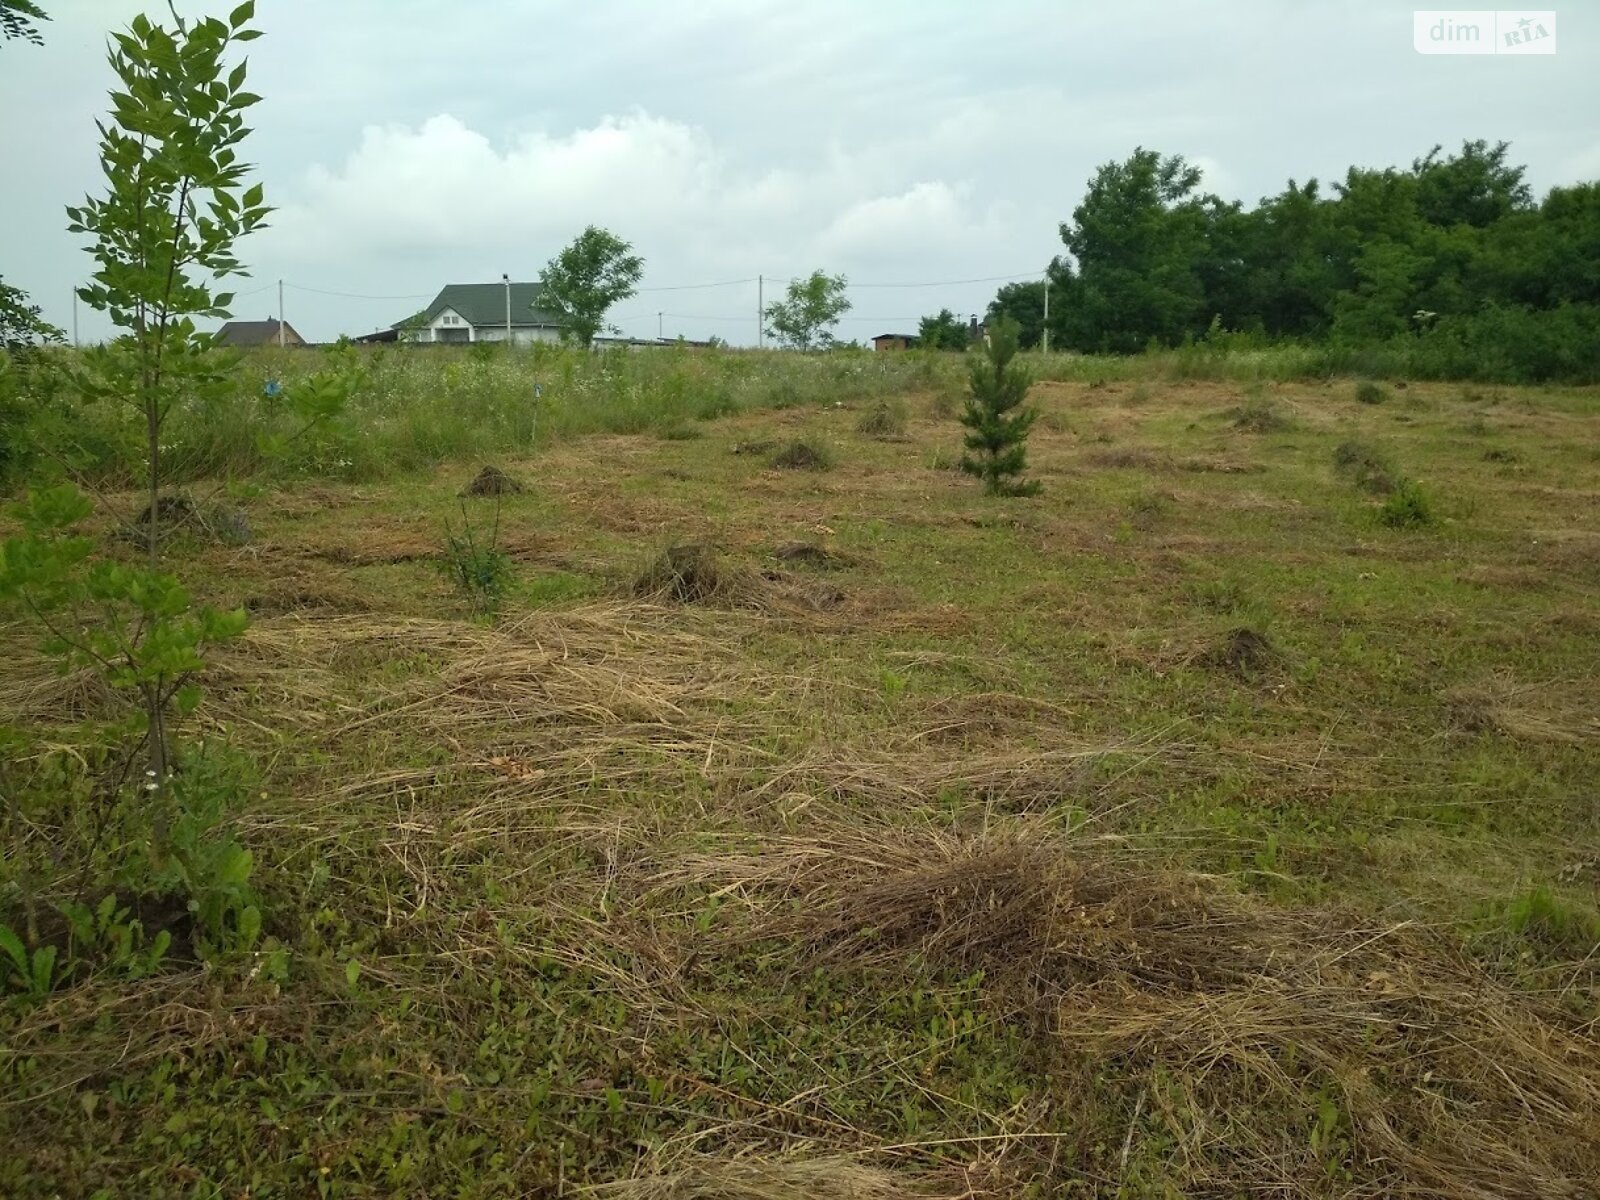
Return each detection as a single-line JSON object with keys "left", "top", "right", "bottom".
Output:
{"left": 978, "top": 142, "right": 1599, "bottom": 381}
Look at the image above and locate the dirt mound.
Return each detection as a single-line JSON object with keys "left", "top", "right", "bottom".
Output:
{"left": 1334, "top": 440, "right": 1398, "bottom": 494}
{"left": 768, "top": 440, "right": 833, "bottom": 470}
{"left": 461, "top": 465, "right": 523, "bottom": 496}
{"left": 1228, "top": 398, "right": 1291, "bottom": 433}
{"left": 634, "top": 542, "right": 737, "bottom": 604}
{"left": 117, "top": 493, "right": 251, "bottom": 547}
{"left": 773, "top": 541, "right": 853, "bottom": 570}
{"left": 1202, "top": 626, "right": 1278, "bottom": 675}
{"left": 632, "top": 543, "right": 848, "bottom": 612}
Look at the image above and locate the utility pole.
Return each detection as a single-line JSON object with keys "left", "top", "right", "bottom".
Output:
{"left": 72, "top": 286, "right": 79, "bottom": 347}
{"left": 658, "top": 311, "right": 663, "bottom": 341}
{"left": 1042, "top": 275, "right": 1050, "bottom": 355}
{"left": 277, "top": 279, "right": 285, "bottom": 348}
{"left": 757, "top": 275, "right": 763, "bottom": 349}
{"left": 502, "top": 273, "right": 511, "bottom": 345}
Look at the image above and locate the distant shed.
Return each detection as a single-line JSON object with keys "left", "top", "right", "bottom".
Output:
{"left": 872, "top": 333, "right": 917, "bottom": 351}
{"left": 216, "top": 318, "right": 305, "bottom": 348}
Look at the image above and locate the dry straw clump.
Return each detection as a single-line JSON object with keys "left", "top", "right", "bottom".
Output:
{"left": 656, "top": 822, "right": 1600, "bottom": 1198}
{"left": 855, "top": 400, "right": 909, "bottom": 440}
{"left": 1085, "top": 446, "right": 1171, "bottom": 471}
{"left": 1447, "top": 670, "right": 1600, "bottom": 744}
{"left": 634, "top": 541, "right": 744, "bottom": 605}
{"left": 633, "top": 542, "right": 848, "bottom": 614}
{"left": 768, "top": 439, "right": 834, "bottom": 471}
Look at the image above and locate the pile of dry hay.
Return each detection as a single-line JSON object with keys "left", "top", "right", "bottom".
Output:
{"left": 633, "top": 542, "right": 845, "bottom": 613}
{"left": 654, "top": 822, "right": 1600, "bottom": 1198}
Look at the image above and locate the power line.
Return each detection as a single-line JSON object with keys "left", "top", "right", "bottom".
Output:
{"left": 634, "top": 277, "right": 756, "bottom": 293}
{"left": 283, "top": 283, "right": 435, "bottom": 301}
{"left": 835, "top": 315, "right": 932, "bottom": 322}
{"left": 840, "top": 271, "right": 1043, "bottom": 289}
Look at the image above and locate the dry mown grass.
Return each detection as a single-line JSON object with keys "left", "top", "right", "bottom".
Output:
{"left": 1447, "top": 671, "right": 1600, "bottom": 743}
{"left": 4, "top": 372, "right": 1598, "bottom": 1197}
{"left": 654, "top": 822, "right": 1600, "bottom": 1198}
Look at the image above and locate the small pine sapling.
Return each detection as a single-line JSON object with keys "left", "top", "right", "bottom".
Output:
{"left": 958, "top": 316, "right": 1041, "bottom": 496}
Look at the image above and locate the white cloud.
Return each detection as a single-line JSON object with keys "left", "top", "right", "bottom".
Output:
{"left": 818, "top": 182, "right": 998, "bottom": 260}
{"left": 261, "top": 110, "right": 1028, "bottom": 291}
{"left": 271, "top": 112, "right": 724, "bottom": 257}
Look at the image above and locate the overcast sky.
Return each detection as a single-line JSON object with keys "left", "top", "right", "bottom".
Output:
{"left": 3, "top": 1, "right": 1595, "bottom": 345}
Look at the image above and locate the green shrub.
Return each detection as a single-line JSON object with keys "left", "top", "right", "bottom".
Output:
{"left": 1378, "top": 478, "right": 1434, "bottom": 527}
{"left": 442, "top": 498, "right": 514, "bottom": 612}
{"left": 1354, "top": 380, "right": 1389, "bottom": 405}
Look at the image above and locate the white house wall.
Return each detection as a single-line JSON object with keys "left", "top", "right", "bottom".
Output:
{"left": 476, "top": 326, "right": 562, "bottom": 345}
{"left": 422, "top": 307, "right": 472, "bottom": 343}
{"left": 408, "top": 307, "right": 562, "bottom": 345}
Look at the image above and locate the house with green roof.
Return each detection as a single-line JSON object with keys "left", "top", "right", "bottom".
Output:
{"left": 398, "top": 281, "right": 566, "bottom": 345}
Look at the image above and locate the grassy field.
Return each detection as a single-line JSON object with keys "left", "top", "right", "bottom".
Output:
{"left": 3, "top": 356, "right": 1600, "bottom": 1196}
